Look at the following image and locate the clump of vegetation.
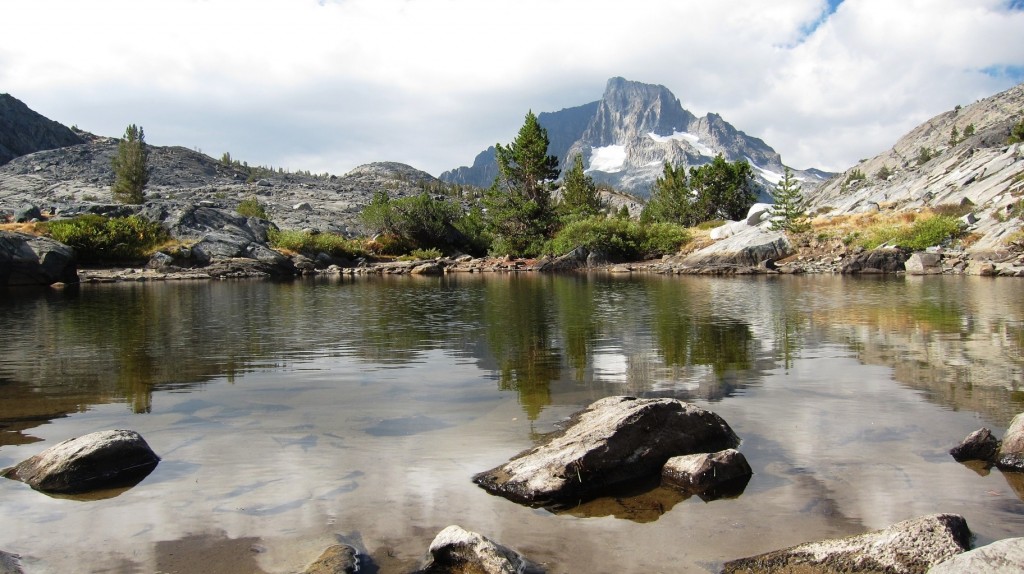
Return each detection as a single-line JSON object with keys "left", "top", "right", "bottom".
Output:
{"left": 268, "top": 229, "right": 367, "bottom": 259}
{"left": 399, "top": 248, "right": 443, "bottom": 261}
{"left": 44, "top": 214, "right": 167, "bottom": 262}
{"left": 875, "top": 165, "right": 893, "bottom": 181}
{"left": 932, "top": 200, "right": 974, "bottom": 218}
{"left": 917, "top": 147, "right": 935, "bottom": 165}
{"left": 236, "top": 197, "right": 269, "bottom": 219}
{"left": 1009, "top": 114, "right": 1024, "bottom": 145}
{"left": 547, "top": 216, "right": 690, "bottom": 261}
{"left": 858, "top": 215, "right": 965, "bottom": 251}
{"left": 360, "top": 190, "right": 485, "bottom": 256}
{"left": 847, "top": 169, "right": 866, "bottom": 184}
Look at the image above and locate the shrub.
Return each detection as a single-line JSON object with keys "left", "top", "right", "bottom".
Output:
{"left": 917, "top": 147, "right": 935, "bottom": 165}
{"left": 268, "top": 229, "right": 366, "bottom": 259}
{"left": 400, "top": 248, "right": 443, "bottom": 261}
{"left": 847, "top": 169, "right": 866, "bottom": 183}
{"left": 45, "top": 214, "right": 167, "bottom": 262}
{"left": 548, "top": 216, "right": 690, "bottom": 261}
{"left": 236, "top": 197, "right": 268, "bottom": 219}
{"left": 875, "top": 165, "right": 892, "bottom": 181}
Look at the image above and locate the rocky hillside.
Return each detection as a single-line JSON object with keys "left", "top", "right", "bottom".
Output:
{"left": 809, "top": 82, "right": 1024, "bottom": 255}
{"left": 441, "top": 77, "right": 830, "bottom": 197}
{"left": 0, "top": 94, "right": 83, "bottom": 166}
{"left": 0, "top": 135, "right": 442, "bottom": 236}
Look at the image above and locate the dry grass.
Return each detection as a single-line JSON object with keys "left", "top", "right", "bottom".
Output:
{"left": 0, "top": 222, "right": 44, "bottom": 235}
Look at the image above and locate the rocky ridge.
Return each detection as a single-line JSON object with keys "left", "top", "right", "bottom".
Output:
{"left": 0, "top": 94, "right": 84, "bottom": 166}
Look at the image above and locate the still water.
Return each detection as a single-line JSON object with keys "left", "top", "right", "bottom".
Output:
{"left": 1, "top": 274, "right": 1022, "bottom": 573}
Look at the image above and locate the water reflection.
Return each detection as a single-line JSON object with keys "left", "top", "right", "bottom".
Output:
{"left": 2, "top": 275, "right": 1024, "bottom": 573}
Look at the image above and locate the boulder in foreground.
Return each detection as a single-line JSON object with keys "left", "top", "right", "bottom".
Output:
{"left": 3, "top": 429, "right": 160, "bottom": 493}
{"left": 416, "top": 525, "right": 543, "bottom": 574}
{"left": 721, "top": 513, "right": 970, "bottom": 574}
{"left": 927, "top": 536, "right": 1024, "bottom": 574}
{"left": 473, "top": 396, "right": 739, "bottom": 507}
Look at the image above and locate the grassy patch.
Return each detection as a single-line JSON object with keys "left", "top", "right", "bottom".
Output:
{"left": 548, "top": 216, "right": 691, "bottom": 261}
{"left": 268, "top": 229, "right": 367, "bottom": 259}
{"left": 858, "top": 215, "right": 965, "bottom": 251}
{"left": 236, "top": 197, "right": 268, "bottom": 219}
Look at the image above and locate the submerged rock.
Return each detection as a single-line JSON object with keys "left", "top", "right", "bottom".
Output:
{"left": 722, "top": 513, "right": 970, "bottom": 574}
{"left": 416, "top": 525, "right": 543, "bottom": 574}
{"left": 302, "top": 544, "right": 359, "bottom": 574}
{"left": 3, "top": 429, "right": 160, "bottom": 493}
{"left": 997, "top": 413, "right": 1024, "bottom": 472}
{"left": 0, "top": 551, "right": 24, "bottom": 574}
{"left": 473, "top": 396, "right": 739, "bottom": 507}
{"left": 928, "top": 537, "right": 1024, "bottom": 573}
{"left": 661, "top": 448, "right": 752, "bottom": 496}
{"left": 949, "top": 427, "right": 999, "bottom": 463}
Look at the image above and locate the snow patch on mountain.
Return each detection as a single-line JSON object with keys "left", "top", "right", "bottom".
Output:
{"left": 588, "top": 144, "right": 627, "bottom": 173}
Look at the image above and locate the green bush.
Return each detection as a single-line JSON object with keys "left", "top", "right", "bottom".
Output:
{"left": 268, "top": 229, "right": 366, "bottom": 259}
{"left": 548, "top": 216, "right": 690, "bottom": 261}
{"left": 236, "top": 197, "right": 268, "bottom": 219}
{"left": 45, "top": 214, "right": 167, "bottom": 262}
{"left": 858, "top": 215, "right": 965, "bottom": 251}
{"left": 399, "top": 248, "right": 443, "bottom": 261}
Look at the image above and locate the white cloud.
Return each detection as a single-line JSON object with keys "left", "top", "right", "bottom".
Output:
{"left": 1, "top": 0, "right": 1021, "bottom": 177}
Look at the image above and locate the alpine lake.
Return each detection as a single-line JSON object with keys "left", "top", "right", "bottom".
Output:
{"left": 1, "top": 273, "right": 1023, "bottom": 573}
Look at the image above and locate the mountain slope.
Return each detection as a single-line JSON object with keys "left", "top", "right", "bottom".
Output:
{"left": 441, "top": 77, "right": 829, "bottom": 196}
{"left": 0, "top": 94, "right": 84, "bottom": 166}
{"left": 809, "top": 82, "right": 1024, "bottom": 254}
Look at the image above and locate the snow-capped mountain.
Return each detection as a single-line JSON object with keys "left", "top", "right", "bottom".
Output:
{"left": 441, "top": 77, "right": 830, "bottom": 197}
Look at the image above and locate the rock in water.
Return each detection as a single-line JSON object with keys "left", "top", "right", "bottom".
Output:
{"left": 949, "top": 427, "right": 999, "bottom": 463}
{"left": 662, "top": 448, "right": 752, "bottom": 496}
{"left": 416, "top": 525, "right": 543, "bottom": 574}
{"left": 997, "top": 412, "right": 1024, "bottom": 471}
{"left": 3, "top": 429, "right": 160, "bottom": 493}
{"left": 472, "top": 396, "right": 739, "bottom": 507}
{"left": 722, "top": 513, "right": 971, "bottom": 574}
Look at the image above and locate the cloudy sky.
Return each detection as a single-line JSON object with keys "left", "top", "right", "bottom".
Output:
{"left": 3, "top": 0, "right": 1023, "bottom": 178}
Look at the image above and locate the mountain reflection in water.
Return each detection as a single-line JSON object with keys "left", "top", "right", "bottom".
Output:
{"left": 0, "top": 274, "right": 1022, "bottom": 573}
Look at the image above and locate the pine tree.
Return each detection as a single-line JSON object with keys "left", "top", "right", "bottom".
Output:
{"left": 111, "top": 124, "right": 149, "bottom": 204}
{"left": 560, "top": 154, "right": 601, "bottom": 221}
{"left": 484, "top": 111, "right": 560, "bottom": 256}
{"left": 641, "top": 161, "right": 691, "bottom": 224}
{"left": 769, "top": 168, "right": 810, "bottom": 233}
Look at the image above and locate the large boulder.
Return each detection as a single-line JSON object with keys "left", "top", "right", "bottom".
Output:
{"left": 681, "top": 227, "right": 792, "bottom": 269}
{"left": 722, "top": 513, "right": 970, "bottom": 574}
{"left": 2, "top": 429, "right": 160, "bottom": 493}
{"left": 928, "top": 537, "right": 1024, "bottom": 573}
{"left": 905, "top": 252, "right": 943, "bottom": 275}
{"left": 997, "top": 413, "right": 1024, "bottom": 471}
{"left": 949, "top": 427, "right": 999, "bottom": 463}
{"left": 0, "top": 231, "right": 78, "bottom": 286}
{"left": 302, "top": 544, "right": 359, "bottom": 574}
{"left": 472, "top": 396, "right": 740, "bottom": 507}
{"left": 416, "top": 525, "right": 543, "bottom": 574}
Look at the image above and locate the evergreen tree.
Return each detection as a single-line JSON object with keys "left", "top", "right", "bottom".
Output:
{"left": 484, "top": 111, "right": 560, "bottom": 256}
{"left": 769, "top": 168, "right": 810, "bottom": 233}
{"left": 111, "top": 124, "right": 149, "bottom": 204}
{"left": 559, "top": 154, "right": 601, "bottom": 221}
{"left": 641, "top": 161, "right": 692, "bottom": 224}
{"left": 948, "top": 125, "right": 960, "bottom": 147}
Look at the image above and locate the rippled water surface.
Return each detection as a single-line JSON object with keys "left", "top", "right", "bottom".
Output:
{"left": 1, "top": 274, "right": 1023, "bottom": 573}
